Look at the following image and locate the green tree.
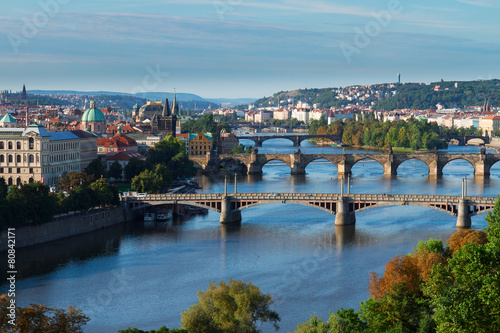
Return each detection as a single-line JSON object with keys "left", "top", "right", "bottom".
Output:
{"left": 147, "top": 136, "right": 185, "bottom": 165}
{"left": 119, "top": 327, "right": 187, "bottom": 333}
{"left": 108, "top": 160, "right": 123, "bottom": 180}
{"left": 124, "top": 157, "right": 147, "bottom": 181}
{"left": 90, "top": 179, "right": 114, "bottom": 207}
{"left": 84, "top": 158, "right": 107, "bottom": 180}
{"left": 181, "top": 279, "right": 280, "bottom": 333}
{"left": 19, "top": 182, "right": 57, "bottom": 225}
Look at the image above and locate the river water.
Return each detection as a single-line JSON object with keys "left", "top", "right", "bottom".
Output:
{"left": 2, "top": 140, "right": 500, "bottom": 332}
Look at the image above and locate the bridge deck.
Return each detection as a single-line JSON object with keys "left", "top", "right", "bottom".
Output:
{"left": 123, "top": 193, "right": 497, "bottom": 205}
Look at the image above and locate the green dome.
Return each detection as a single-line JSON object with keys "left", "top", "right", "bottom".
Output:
{"left": 82, "top": 104, "right": 105, "bottom": 122}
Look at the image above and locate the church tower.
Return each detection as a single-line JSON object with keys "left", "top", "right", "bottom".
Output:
{"left": 157, "top": 92, "right": 177, "bottom": 137}
{"left": 22, "top": 84, "right": 27, "bottom": 100}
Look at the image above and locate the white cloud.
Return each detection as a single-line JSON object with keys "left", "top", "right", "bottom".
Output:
{"left": 456, "top": 0, "right": 499, "bottom": 7}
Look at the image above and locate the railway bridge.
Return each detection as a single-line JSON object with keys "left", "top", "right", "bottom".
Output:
{"left": 122, "top": 192, "right": 496, "bottom": 228}
{"left": 190, "top": 150, "right": 500, "bottom": 177}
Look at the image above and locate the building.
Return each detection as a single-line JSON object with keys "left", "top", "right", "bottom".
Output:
{"left": 217, "top": 130, "right": 239, "bottom": 154}
{"left": 189, "top": 133, "right": 212, "bottom": 156}
{"left": 81, "top": 100, "right": 106, "bottom": 134}
{"left": 97, "top": 126, "right": 138, "bottom": 154}
{"left": 254, "top": 111, "right": 272, "bottom": 123}
{"left": 0, "top": 114, "right": 17, "bottom": 128}
{"left": 0, "top": 124, "right": 97, "bottom": 186}
{"left": 479, "top": 116, "right": 500, "bottom": 137}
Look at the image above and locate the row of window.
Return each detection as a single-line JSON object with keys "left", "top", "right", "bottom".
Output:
{"left": 0, "top": 167, "right": 35, "bottom": 174}
{"left": 2, "top": 177, "right": 35, "bottom": 186}
{"left": 0, "top": 154, "right": 36, "bottom": 163}
{"left": 0, "top": 138, "right": 35, "bottom": 150}
{"left": 50, "top": 153, "right": 78, "bottom": 163}
{"left": 50, "top": 142, "right": 78, "bottom": 152}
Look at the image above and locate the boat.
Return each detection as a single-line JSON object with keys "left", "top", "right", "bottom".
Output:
{"left": 144, "top": 212, "right": 156, "bottom": 222}
{"left": 185, "top": 205, "right": 208, "bottom": 214}
{"left": 156, "top": 209, "right": 172, "bottom": 221}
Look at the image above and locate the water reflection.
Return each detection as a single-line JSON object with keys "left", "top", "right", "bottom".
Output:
{"left": 9, "top": 222, "right": 127, "bottom": 280}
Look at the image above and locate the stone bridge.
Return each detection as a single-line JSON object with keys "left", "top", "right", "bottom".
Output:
{"left": 123, "top": 192, "right": 497, "bottom": 228}
{"left": 442, "top": 134, "right": 490, "bottom": 145}
{"left": 190, "top": 150, "right": 500, "bottom": 177}
{"left": 236, "top": 134, "right": 341, "bottom": 147}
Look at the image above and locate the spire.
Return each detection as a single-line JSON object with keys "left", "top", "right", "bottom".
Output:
{"left": 172, "top": 90, "right": 179, "bottom": 115}
{"left": 162, "top": 98, "right": 171, "bottom": 117}
{"left": 22, "top": 84, "right": 26, "bottom": 100}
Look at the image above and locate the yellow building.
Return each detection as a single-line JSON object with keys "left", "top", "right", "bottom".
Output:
{"left": 478, "top": 116, "right": 500, "bottom": 137}
{"left": 189, "top": 133, "right": 213, "bottom": 156}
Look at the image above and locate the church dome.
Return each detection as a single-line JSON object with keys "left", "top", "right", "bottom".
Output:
{"left": 82, "top": 100, "right": 105, "bottom": 122}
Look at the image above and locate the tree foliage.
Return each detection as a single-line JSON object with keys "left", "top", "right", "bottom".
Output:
{"left": 0, "top": 294, "right": 90, "bottom": 332}
{"left": 108, "top": 160, "right": 124, "bottom": 180}
{"left": 181, "top": 279, "right": 280, "bottom": 333}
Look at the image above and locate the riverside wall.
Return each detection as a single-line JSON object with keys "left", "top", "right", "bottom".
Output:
{"left": 0, "top": 205, "right": 139, "bottom": 252}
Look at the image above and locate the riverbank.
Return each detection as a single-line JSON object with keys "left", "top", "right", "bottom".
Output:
{"left": 0, "top": 205, "right": 138, "bottom": 252}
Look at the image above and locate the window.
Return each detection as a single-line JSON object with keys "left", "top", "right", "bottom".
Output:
{"left": 0, "top": 155, "right": 3, "bottom": 163}
{"left": 29, "top": 168, "right": 33, "bottom": 174}
{"left": 29, "top": 138, "right": 34, "bottom": 149}
{"left": 16, "top": 178, "right": 21, "bottom": 186}
{"left": 16, "top": 141, "right": 21, "bottom": 149}
{"left": 0, "top": 142, "right": 3, "bottom": 149}
{"left": 0, "top": 168, "right": 3, "bottom": 173}
{"left": 8, "top": 141, "right": 12, "bottom": 149}
{"left": 16, "top": 155, "right": 21, "bottom": 163}
{"left": 17, "top": 168, "right": 21, "bottom": 174}
{"left": 8, "top": 178, "right": 12, "bottom": 186}
{"left": 29, "top": 177, "right": 34, "bottom": 183}
{"left": 8, "top": 155, "right": 12, "bottom": 163}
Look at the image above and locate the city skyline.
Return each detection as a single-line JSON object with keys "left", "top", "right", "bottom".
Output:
{"left": 1, "top": 0, "right": 499, "bottom": 99}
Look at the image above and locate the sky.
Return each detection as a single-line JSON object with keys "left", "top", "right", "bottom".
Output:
{"left": 0, "top": 0, "right": 499, "bottom": 99}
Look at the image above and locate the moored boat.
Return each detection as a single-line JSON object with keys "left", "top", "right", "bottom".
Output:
{"left": 144, "top": 212, "right": 156, "bottom": 222}
{"left": 156, "top": 209, "right": 172, "bottom": 221}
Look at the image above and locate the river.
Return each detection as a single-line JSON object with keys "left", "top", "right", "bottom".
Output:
{"left": 2, "top": 140, "right": 499, "bottom": 332}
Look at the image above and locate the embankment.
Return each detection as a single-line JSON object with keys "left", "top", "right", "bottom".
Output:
{"left": 0, "top": 205, "right": 139, "bottom": 252}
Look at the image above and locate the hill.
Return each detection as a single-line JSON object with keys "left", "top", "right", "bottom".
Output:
{"left": 253, "top": 79, "right": 500, "bottom": 110}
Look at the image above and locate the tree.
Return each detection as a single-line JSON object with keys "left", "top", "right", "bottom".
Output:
{"left": 293, "top": 309, "right": 366, "bottom": 333}
{"left": 57, "top": 171, "right": 94, "bottom": 191}
{"left": 90, "top": 179, "right": 114, "bottom": 207}
{"left": 124, "top": 157, "right": 147, "bottom": 181}
{"left": 0, "top": 294, "right": 90, "bottom": 332}
{"left": 108, "top": 160, "right": 123, "bottom": 181}
{"left": 119, "top": 327, "right": 187, "bottom": 333}
{"left": 147, "top": 136, "right": 185, "bottom": 165}
{"left": 84, "top": 158, "right": 107, "bottom": 180}
{"left": 19, "top": 182, "right": 57, "bottom": 225}
{"left": 181, "top": 279, "right": 280, "bottom": 333}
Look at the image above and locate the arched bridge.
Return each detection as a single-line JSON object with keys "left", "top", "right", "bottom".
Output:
{"left": 236, "top": 134, "right": 341, "bottom": 147}
{"left": 122, "top": 192, "right": 496, "bottom": 228}
{"left": 190, "top": 150, "right": 500, "bottom": 177}
{"left": 442, "top": 134, "right": 490, "bottom": 145}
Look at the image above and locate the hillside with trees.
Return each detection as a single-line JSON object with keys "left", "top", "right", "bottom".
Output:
{"left": 253, "top": 79, "right": 500, "bottom": 110}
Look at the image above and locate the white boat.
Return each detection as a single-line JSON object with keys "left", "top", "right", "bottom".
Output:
{"left": 156, "top": 209, "right": 172, "bottom": 221}
{"left": 144, "top": 212, "right": 156, "bottom": 222}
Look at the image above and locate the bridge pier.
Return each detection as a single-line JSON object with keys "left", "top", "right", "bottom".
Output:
{"left": 247, "top": 163, "right": 263, "bottom": 175}
{"left": 291, "top": 164, "right": 306, "bottom": 175}
{"left": 335, "top": 197, "right": 356, "bottom": 226}
{"left": 383, "top": 162, "right": 397, "bottom": 176}
{"left": 220, "top": 196, "right": 242, "bottom": 224}
{"left": 456, "top": 200, "right": 471, "bottom": 228}
{"left": 337, "top": 162, "right": 352, "bottom": 178}
{"left": 474, "top": 161, "right": 490, "bottom": 177}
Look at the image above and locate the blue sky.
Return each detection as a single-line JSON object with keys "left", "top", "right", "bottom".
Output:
{"left": 1, "top": 0, "right": 499, "bottom": 99}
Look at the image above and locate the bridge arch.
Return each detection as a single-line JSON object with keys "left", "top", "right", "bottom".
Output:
{"left": 441, "top": 157, "right": 475, "bottom": 174}
{"left": 466, "top": 137, "right": 486, "bottom": 145}
{"left": 260, "top": 157, "right": 293, "bottom": 169}
{"left": 302, "top": 157, "right": 339, "bottom": 171}
{"left": 394, "top": 158, "right": 430, "bottom": 174}
{"left": 237, "top": 200, "right": 335, "bottom": 214}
